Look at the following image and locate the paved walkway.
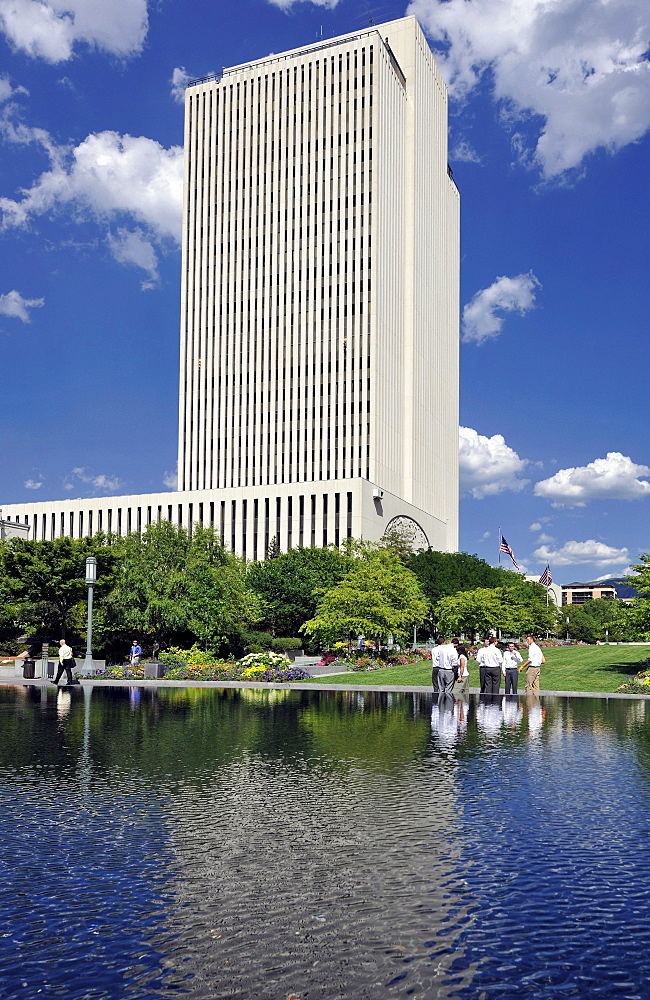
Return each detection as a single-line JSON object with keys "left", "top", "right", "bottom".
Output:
{"left": 1, "top": 674, "right": 647, "bottom": 700}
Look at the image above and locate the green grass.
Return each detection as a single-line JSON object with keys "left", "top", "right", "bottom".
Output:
{"left": 306, "top": 644, "right": 650, "bottom": 693}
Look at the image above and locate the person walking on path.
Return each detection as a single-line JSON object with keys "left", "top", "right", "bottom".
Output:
{"left": 130, "top": 640, "right": 142, "bottom": 666}
{"left": 453, "top": 644, "right": 470, "bottom": 700}
{"left": 482, "top": 637, "right": 503, "bottom": 695}
{"left": 520, "top": 635, "right": 544, "bottom": 695}
{"left": 502, "top": 642, "right": 523, "bottom": 695}
{"left": 53, "top": 639, "right": 75, "bottom": 686}
{"left": 475, "top": 638, "right": 490, "bottom": 692}
{"left": 437, "top": 639, "right": 459, "bottom": 698}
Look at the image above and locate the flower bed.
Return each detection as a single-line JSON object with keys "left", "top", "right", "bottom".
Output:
{"left": 88, "top": 650, "right": 312, "bottom": 684}
{"left": 616, "top": 661, "right": 650, "bottom": 694}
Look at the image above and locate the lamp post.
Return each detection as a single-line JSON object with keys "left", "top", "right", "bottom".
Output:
{"left": 82, "top": 556, "right": 97, "bottom": 676}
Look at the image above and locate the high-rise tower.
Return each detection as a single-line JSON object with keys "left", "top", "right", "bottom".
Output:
{"left": 2, "top": 17, "right": 459, "bottom": 557}
{"left": 178, "top": 15, "right": 459, "bottom": 551}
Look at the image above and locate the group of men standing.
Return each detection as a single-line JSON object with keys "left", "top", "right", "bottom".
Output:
{"left": 432, "top": 635, "right": 544, "bottom": 697}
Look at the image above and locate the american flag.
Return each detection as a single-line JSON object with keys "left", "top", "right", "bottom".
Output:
{"left": 539, "top": 564, "right": 553, "bottom": 587}
{"left": 500, "top": 535, "right": 521, "bottom": 571}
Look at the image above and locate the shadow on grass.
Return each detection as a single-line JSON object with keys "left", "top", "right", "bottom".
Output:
{"left": 601, "top": 660, "right": 646, "bottom": 677}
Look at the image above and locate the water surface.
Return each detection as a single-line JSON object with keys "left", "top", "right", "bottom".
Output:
{"left": 1, "top": 685, "right": 649, "bottom": 999}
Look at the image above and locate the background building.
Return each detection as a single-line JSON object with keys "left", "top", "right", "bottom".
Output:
{"left": 1, "top": 17, "right": 459, "bottom": 559}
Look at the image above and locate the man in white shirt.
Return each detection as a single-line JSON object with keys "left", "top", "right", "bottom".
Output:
{"left": 475, "top": 638, "right": 490, "bottom": 692}
{"left": 520, "top": 635, "right": 544, "bottom": 695}
{"left": 431, "top": 637, "right": 445, "bottom": 692}
{"left": 437, "top": 639, "right": 459, "bottom": 697}
{"left": 54, "top": 639, "right": 75, "bottom": 686}
{"left": 502, "top": 642, "right": 523, "bottom": 695}
{"left": 482, "top": 637, "right": 503, "bottom": 695}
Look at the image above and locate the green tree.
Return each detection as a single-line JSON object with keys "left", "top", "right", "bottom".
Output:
{"left": 409, "top": 549, "right": 521, "bottom": 608}
{"left": 105, "top": 521, "right": 255, "bottom": 652}
{"left": 435, "top": 582, "right": 555, "bottom": 641}
{"left": 627, "top": 556, "right": 650, "bottom": 597}
{"left": 0, "top": 533, "right": 116, "bottom": 639}
{"left": 247, "top": 545, "right": 354, "bottom": 636}
{"left": 301, "top": 550, "right": 429, "bottom": 648}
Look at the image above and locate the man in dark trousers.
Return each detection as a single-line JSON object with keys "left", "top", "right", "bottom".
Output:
{"left": 53, "top": 639, "right": 75, "bottom": 686}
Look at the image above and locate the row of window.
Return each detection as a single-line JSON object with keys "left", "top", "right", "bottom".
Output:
{"left": 12, "top": 491, "right": 355, "bottom": 561}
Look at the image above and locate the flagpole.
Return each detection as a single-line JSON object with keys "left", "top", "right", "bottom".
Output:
{"left": 498, "top": 525, "right": 501, "bottom": 567}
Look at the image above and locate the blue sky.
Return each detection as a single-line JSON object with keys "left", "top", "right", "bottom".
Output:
{"left": 1, "top": 0, "right": 648, "bottom": 583}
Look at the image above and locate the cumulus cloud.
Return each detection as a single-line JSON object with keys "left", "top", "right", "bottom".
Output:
{"left": 107, "top": 227, "right": 159, "bottom": 289}
{"left": 534, "top": 539, "right": 630, "bottom": 571}
{"left": 459, "top": 426, "right": 529, "bottom": 498}
{"left": 450, "top": 139, "right": 481, "bottom": 163}
{"left": 0, "top": 127, "right": 183, "bottom": 282}
{"left": 24, "top": 477, "right": 43, "bottom": 489}
{"left": 529, "top": 522, "right": 542, "bottom": 532}
{"left": 171, "top": 66, "right": 192, "bottom": 104}
{"left": 69, "top": 467, "right": 122, "bottom": 492}
{"left": 0, "top": 289, "right": 44, "bottom": 321}
{"left": 266, "top": 0, "right": 341, "bottom": 10}
{"left": 0, "top": 0, "right": 148, "bottom": 63}
{"left": 408, "top": 0, "right": 650, "bottom": 177}
{"left": 163, "top": 469, "right": 178, "bottom": 490}
{"left": 534, "top": 452, "right": 650, "bottom": 506}
{"left": 462, "top": 272, "right": 540, "bottom": 345}
{"left": 0, "top": 74, "right": 28, "bottom": 102}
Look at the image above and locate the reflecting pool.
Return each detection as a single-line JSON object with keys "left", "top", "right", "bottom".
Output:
{"left": 1, "top": 685, "right": 650, "bottom": 999}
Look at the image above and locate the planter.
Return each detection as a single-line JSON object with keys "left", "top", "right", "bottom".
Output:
{"left": 283, "top": 648, "right": 304, "bottom": 662}
{"left": 144, "top": 662, "right": 166, "bottom": 679}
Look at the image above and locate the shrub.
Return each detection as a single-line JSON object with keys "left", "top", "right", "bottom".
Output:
{"left": 238, "top": 651, "right": 289, "bottom": 671}
{"left": 270, "top": 637, "right": 303, "bottom": 652}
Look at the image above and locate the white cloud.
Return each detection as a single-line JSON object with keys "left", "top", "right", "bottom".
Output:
{"left": 534, "top": 539, "right": 630, "bottom": 571}
{"left": 266, "top": 0, "right": 341, "bottom": 10}
{"left": 70, "top": 467, "right": 122, "bottom": 492}
{"left": 0, "top": 127, "right": 183, "bottom": 282}
{"left": 529, "top": 522, "right": 542, "bottom": 532}
{"left": 450, "top": 139, "right": 481, "bottom": 163}
{"left": 0, "top": 289, "right": 44, "bottom": 321}
{"left": 24, "top": 478, "right": 43, "bottom": 489}
{"left": 107, "top": 228, "right": 159, "bottom": 289}
{"left": 171, "top": 66, "right": 192, "bottom": 104}
{"left": 534, "top": 452, "right": 650, "bottom": 506}
{"left": 0, "top": 0, "right": 148, "bottom": 63}
{"left": 0, "top": 74, "right": 28, "bottom": 102}
{"left": 459, "top": 426, "right": 529, "bottom": 499}
{"left": 462, "top": 272, "right": 540, "bottom": 344}
{"left": 163, "top": 469, "right": 178, "bottom": 489}
{"left": 537, "top": 533, "right": 555, "bottom": 544}
{"left": 408, "top": 0, "right": 650, "bottom": 177}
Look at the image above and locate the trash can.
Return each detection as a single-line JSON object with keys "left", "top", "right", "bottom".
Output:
{"left": 22, "top": 659, "right": 36, "bottom": 679}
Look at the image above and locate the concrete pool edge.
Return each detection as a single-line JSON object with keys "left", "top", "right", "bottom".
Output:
{"left": 2, "top": 676, "right": 649, "bottom": 700}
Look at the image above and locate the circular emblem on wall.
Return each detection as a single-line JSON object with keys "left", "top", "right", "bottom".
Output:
{"left": 384, "top": 515, "right": 429, "bottom": 552}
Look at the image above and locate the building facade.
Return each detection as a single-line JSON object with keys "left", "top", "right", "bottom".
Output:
{"left": 2, "top": 17, "right": 459, "bottom": 558}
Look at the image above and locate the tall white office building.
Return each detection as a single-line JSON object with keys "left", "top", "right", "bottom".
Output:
{"left": 2, "top": 16, "right": 459, "bottom": 559}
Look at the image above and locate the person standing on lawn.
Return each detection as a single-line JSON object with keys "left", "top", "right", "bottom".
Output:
{"left": 431, "top": 636, "right": 445, "bottom": 692}
{"left": 437, "top": 639, "right": 459, "bottom": 698}
{"left": 482, "top": 637, "right": 503, "bottom": 695}
{"left": 475, "top": 638, "right": 490, "bottom": 692}
{"left": 130, "top": 640, "right": 142, "bottom": 666}
{"left": 502, "top": 642, "right": 523, "bottom": 695}
{"left": 453, "top": 644, "right": 470, "bottom": 700}
{"left": 519, "top": 635, "right": 544, "bottom": 696}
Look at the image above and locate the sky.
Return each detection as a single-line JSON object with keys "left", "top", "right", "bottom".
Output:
{"left": 1, "top": 0, "right": 649, "bottom": 584}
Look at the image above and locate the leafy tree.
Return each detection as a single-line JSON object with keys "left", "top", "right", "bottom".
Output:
{"left": 435, "top": 582, "right": 555, "bottom": 641}
{"left": 301, "top": 549, "right": 429, "bottom": 648}
{"left": 0, "top": 533, "right": 117, "bottom": 639}
{"left": 105, "top": 521, "right": 256, "bottom": 653}
{"left": 435, "top": 588, "right": 504, "bottom": 640}
{"left": 627, "top": 556, "right": 650, "bottom": 597}
{"left": 247, "top": 545, "right": 354, "bottom": 636}
{"left": 409, "top": 549, "right": 521, "bottom": 608}
{"left": 558, "top": 598, "right": 628, "bottom": 643}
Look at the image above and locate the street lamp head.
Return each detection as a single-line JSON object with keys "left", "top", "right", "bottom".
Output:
{"left": 85, "top": 556, "right": 97, "bottom": 585}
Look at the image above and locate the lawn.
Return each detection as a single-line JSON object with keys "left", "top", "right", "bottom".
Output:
{"left": 306, "top": 644, "right": 650, "bottom": 694}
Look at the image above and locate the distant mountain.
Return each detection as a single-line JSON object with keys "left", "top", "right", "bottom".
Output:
{"left": 598, "top": 578, "right": 640, "bottom": 600}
